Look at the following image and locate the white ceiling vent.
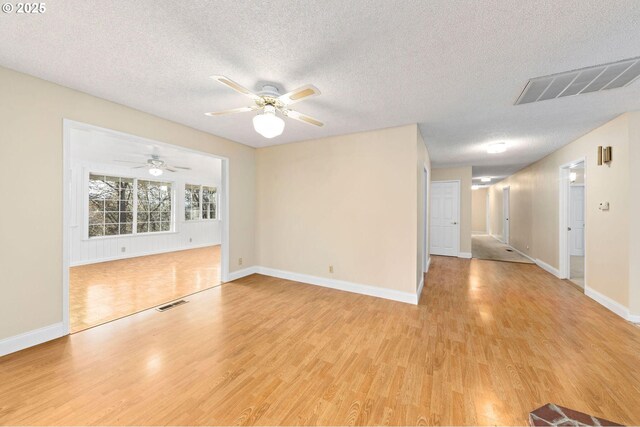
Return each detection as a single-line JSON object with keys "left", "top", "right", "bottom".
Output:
{"left": 515, "top": 57, "right": 640, "bottom": 105}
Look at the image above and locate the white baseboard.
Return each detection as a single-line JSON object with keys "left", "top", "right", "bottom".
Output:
{"left": 458, "top": 252, "right": 472, "bottom": 259}
{"left": 424, "top": 257, "right": 431, "bottom": 274}
{"left": 0, "top": 322, "right": 66, "bottom": 357}
{"left": 585, "top": 286, "right": 639, "bottom": 323}
{"left": 535, "top": 258, "right": 561, "bottom": 278}
{"left": 628, "top": 313, "right": 640, "bottom": 323}
{"left": 256, "top": 266, "right": 419, "bottom": 305}
{"left": 417, "top": 272, "right": 425, "bottom": 300}
{"left": 70, "top": 242, "right": 220, "bottom": 267}
{"left": 509, "top": 245, "right": 536, "bottom": 263}
{"left": 226, "top": 266, "right": 258, "bottom": 282}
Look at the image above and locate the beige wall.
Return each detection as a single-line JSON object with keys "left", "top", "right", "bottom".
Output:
{"left": 417, "top": 129, "right": 432, "bottom": 287}
{"left": 488, "top": 114, "right": 635, "bottom": 311}
{"left": 431, "top": 167, "right": 473, "bottom": 254}
{"left": 472, "top": 187, "right": 487, "bottom": 233}
{"left": 256, "top": 125, "right": 422, "bottom": 294}
{"left": 0, "top": 66, "right": 257, "bottom": 340}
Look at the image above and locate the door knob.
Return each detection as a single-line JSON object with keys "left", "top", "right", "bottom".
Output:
{"left": 568, "top": 227, "right": 572, "bottom": 231}
{"left": 452, "top": 221, "right": 457, "bottom": 225}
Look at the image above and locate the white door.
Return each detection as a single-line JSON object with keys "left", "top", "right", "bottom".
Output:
{"left": 570, "top": 185, "right": 585, "bottom": 256}
{"left": 430, "top": 181, "right": 459, "bottom": 256}
{"left": 503, "top": 187, "right": 510, "bottom": 245}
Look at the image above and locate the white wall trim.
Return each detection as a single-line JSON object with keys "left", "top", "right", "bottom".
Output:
{"left": 507, "top": 245, "right": 536, "bottom": 263}
{"left": 425, "top": 256, "right": 431, "bottom": 274}
{"left": 70, "top": 243, "right": 219, "bottom": 267}
{"left": 535, "top": 258, "right": 561, "bottom": 278}
{"left": 226, "top": 266, "right": 259, "bottom": 282}
{"left": 256, "top": 266, "right": 419, "bottom": 305}
{"left": 417, "top": 276, "right": 425, "bottom": 301}
{"left": 585, "top": 286, "right": 639, "bottom": 323}
{"left": 490, "top": 233, "right": 503, "bottom": 242}
{"left": 458, "top": 252, "right": 472, "bottom": 259}
{"left": 0, "top": 322, "right": 65, "bottom": 357}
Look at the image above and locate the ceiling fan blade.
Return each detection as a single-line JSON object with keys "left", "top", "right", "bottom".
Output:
{"left": 284, "top": 110, "right": 324, "bottom": 127}
{"left": 115, "top": 160, "right": 145, "bottom": 164}
{"left": 205, "top": 106, "right": 258, "bottom": 116}
{"left": 210, "top": 75, "right": 260, "bottom": 100}
{"left": 165, "top": 167, "right": 177, "bottom": 172}
{"left": 278, "top": 84, "right": 320, "bottom": 105}
{"left": 132, "top": 165, "right": 147, "bottom": 169}
{"left": 170, "top": 166, "right": 192, "bottom": 170}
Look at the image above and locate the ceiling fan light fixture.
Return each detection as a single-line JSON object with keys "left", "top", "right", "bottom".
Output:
{"left": 480, "top": 177, "right": 491, "bottom": 182}
{"left": 253, "top": 105, "right": 285, "bottom": 138}
{"left": 149, "top": 167, "right": 163, "bottom": 177}
{"left": 487, "top": 142, "right": 507, "bottom": 154}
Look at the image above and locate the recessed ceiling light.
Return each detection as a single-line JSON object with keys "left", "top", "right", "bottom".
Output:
{"left": 481, "top": 177, "right": 491, "bottom": 182}
{"left": 471, "top": 185, "right": 480, "bottom": 190}
{"left": 487, "top": 142, "right": 507, "bottom": 154}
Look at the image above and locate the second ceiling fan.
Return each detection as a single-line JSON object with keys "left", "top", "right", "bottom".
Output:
{"left": 205, "top": 75, "right": 323, "bottom": 139}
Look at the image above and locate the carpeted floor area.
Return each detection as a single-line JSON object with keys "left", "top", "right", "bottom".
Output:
{"left": 472, "top": 234, "right": 534, "bottom": 264}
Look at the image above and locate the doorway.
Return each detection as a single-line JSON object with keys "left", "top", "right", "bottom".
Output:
{"left": 502, "top": 186, "right": 510, "bottom": 245}
{"left": 430, "top": 180, "right": 460, "bottom": 257}
{"left": 63, "top": 120, "right": 230, "bottom": 334}
{"left": 560, "top": 159, "right": 586, "bottom": 289}
{"left": 423, "top": 167, "right": 429, "bottom": 272}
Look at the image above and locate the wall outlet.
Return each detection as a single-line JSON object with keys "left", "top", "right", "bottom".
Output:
{"left": 239, "top": 257, "right": 243, "bottom": 266}
{"left": 121, "top": 247, "right": 126, "bottom": 253}
{"left": 329, "top": 265, "right": 334, "bottom": 274}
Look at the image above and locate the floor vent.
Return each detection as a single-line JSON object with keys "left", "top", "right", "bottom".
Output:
{"left": 156, "top": 300, "right": 188, "bottom": 312}
{"left": 515, "top": 57, "right": 640, "bottom": 105}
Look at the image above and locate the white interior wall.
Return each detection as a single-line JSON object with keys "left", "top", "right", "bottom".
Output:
{"left": 70, "top": 132, "right": 222, "bottom": 266}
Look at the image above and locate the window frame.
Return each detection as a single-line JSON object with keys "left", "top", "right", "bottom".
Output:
{"left": 84, "top": 170, "right": 175, "bottom": 240}
{"left": 184, "top": 183, "right": 219, "bottom": 222}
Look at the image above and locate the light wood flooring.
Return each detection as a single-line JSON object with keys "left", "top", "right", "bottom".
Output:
{"left": 2, "top": 256, "right": 640, "bottom": 425}
{"left": 70, "top": 245, "right": 221, "bottom": 332}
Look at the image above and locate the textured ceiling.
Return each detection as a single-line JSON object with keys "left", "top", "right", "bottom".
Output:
{"left": 1, "top": 1, "right": 640, "bottom": 179}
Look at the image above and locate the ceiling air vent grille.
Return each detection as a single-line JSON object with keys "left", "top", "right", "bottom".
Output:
{"left": 515, "top": 57, "right": 640, "bottom": 105}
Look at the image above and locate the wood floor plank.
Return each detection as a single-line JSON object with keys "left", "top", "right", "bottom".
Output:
{"left": 1, "top": 256, "right": 640, "bottom": 425}
{"left": 69, "top": 246, "right": 221, "bottom": 332}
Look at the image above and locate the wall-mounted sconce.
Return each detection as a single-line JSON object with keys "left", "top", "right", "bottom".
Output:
{"left": 597, "top": 146, "right": 612, "bottom": 165}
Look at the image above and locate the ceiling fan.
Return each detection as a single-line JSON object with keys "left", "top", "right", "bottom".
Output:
{"left": 115, "top": 155, "right": 191, "bottom": 177}
{"left": 205, "top": 75, "right": 323, "bottom": 139}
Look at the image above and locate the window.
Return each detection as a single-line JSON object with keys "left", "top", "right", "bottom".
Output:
{"left": 185, "top": 184, "right": 218, "bottom": 220}
{"left": 88, "top": 174, "right": 134, "bottom": 237}
{"left": 184, "top": 184, "right": 201, "bottom": 220}
{"left": 202, "top": 186, "right": 217, "bottom": 219}
{"left": 88, "top": 174, "right": 172, "bottom": 238}
{"left": 137, "top": 180, "right": 172, "bottom": 233}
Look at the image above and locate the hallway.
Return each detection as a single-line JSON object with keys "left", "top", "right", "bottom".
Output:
{"left": 472, "top": 234, "right": 534, "bottom": 264}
